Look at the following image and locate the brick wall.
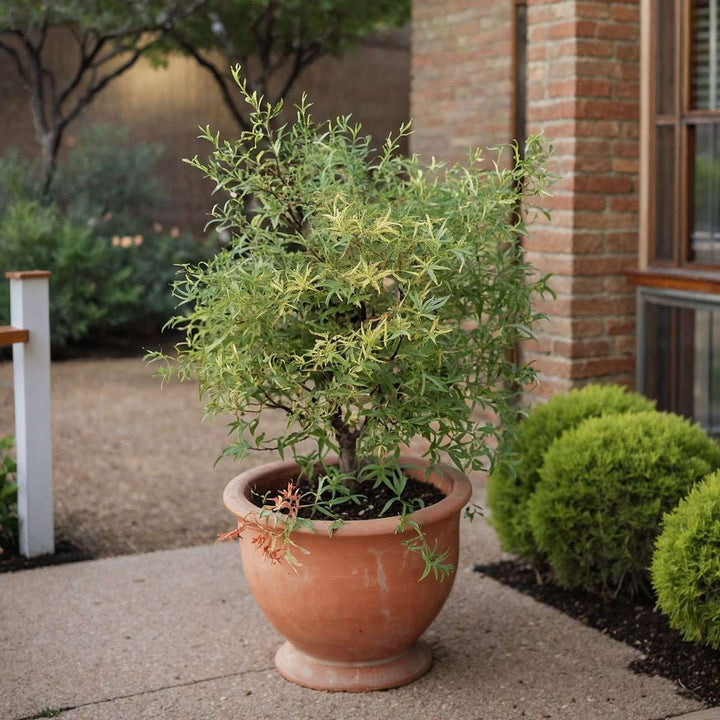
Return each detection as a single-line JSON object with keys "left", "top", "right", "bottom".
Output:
{"left": 522, "top": 0, "right": 640, "bottom": 398}
{"left": 410, "top": 0, "right": 640, "bottom": 402}
{"left": 411, "top": 0, "right": 514, "bottom": 164}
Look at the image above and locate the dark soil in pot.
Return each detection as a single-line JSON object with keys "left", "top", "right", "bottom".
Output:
{"left": 475, "top": 559, "right": 720, "bottom": 707}
{"left": 250, "top": 474, "right": 446, "bottom": 521}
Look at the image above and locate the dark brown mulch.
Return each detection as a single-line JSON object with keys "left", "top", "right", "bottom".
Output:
{"left": 474, "top": 559, "right": 720, "bottom": 707}
{"left": 252, "top": 475, "right": 446, "bottom": 522}
{"left": 0, "top": 540, "right": 93, "bottom": 574}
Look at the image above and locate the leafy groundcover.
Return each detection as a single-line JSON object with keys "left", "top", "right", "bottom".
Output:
{"left": 475, "top": 560, "right": 720, "bottom": 707}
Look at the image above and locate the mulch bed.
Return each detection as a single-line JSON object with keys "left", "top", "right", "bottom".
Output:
{"left": 475, "top": 559, "right": 720, "bottom": 707}
{"left": 0, "top": 540, "right": 92, "bottom": 574}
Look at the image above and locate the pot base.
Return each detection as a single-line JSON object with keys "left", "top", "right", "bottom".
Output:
{"left": 274, "top": 640, "right": 433, "bottom": 692}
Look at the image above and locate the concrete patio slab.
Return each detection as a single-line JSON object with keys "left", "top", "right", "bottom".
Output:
{"left": 1, "top": 516, "right": 708, "bottom": 720}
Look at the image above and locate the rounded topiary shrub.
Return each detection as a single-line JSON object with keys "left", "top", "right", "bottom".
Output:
{"left": 652, "top": 471, "right": 720, "bottom": 649}
{"left": 528, "top": 411, "right": 720, "bottom": 598}
{"left": 486, "top": 384, "right": 655, "bottom": 560}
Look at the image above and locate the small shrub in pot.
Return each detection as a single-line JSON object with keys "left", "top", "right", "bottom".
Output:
{"left": 528, "top": 411, "right": 720, "bottom": 598}
{"left": 149, "top": 72, "right": 554, "bottom": 690}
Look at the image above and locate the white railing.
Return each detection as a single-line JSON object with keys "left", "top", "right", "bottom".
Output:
{"left": 1, "top": 271, "right": 53, "bottom": 557}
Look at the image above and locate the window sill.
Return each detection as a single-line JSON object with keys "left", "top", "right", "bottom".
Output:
{"left": 626, "top": 270, "right": 720, "bottom": 295}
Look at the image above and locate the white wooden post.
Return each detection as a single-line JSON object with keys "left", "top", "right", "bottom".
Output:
{"left": 6, "top": 270, "right": 54, "bottom": 557}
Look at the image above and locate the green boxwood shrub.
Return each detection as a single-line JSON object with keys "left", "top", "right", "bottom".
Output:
{"left": 486, "top": 384, "right": 655, "bottom": 560}
{"left": 652, "top": 470, "right": 720, "bottom": 649}
{"left": 528, "top": 411, "right": 720, "bottom": 598}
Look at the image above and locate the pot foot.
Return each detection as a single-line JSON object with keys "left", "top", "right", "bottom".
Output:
{"left": 274, "top": 640, "right": 433, "bottom": 692}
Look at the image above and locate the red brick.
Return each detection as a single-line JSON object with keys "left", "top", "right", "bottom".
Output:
{"left": 570, "top": 357, "right": 635, "bottom": 379}
{"left": 610, "top": 4, "right": 640, "bottom": 22}
{"left": 604, "top": 231, "right": 638, "bottom": 252}
{"left": 551, "top": 275, "right": 605, "bottom": 294}
{"left": 614, "top": 81, "right": 640, "bottom": 100}
{"left": 575, "top": 156, "right": 613, "bottom": 172}
{"left": 571, "top": 295, "right": 635, "bottom": 317}
{"left": 575, "top": 138, "right": 611, "bottom": 155}
{"left": 531, "top": 356, "right": 574, "bottom": 379}
{"left": 608, "top": 196, "right": 639, "bottom": 212}
{"left": 574, "top": 193, "right": 607, "bottom": 211}
{"left": 575, "top": 39, "right": 614, "bottom": 57}
{"left": 574, "top": 255, "right": 638, "bottom": 275}
{"left": 603, "top": 275, "right": 633, "bottom": 293}
{"left": 576, "top": 1, "right": 611, "bottom": 19}
{"left": 542, "top": 316, "right": 604, "bottom": 338}
{"left": 574, "top": 175, "right": 633, "bottom": 194}
{"left": 554, "top": 338, "right": 612, "bottom": 358}
{"left": 614, "top": 336, "right": 637, "bottom": 355}
{"left": 613, "top": 157, "right": 639, "bottom": 173}
{"left": 527, "top": 374, "right": 575, "bottom": 400}
{"left": 578, "top": 99, "right": 638, "bottom": 120}
{"left": 606, "top": 317, "right": 636, "bottom": 335}
{"left": 595, "top": 22, "right": 638, "bottom": 41}
{"left": 535, "top": 295, "right": 573, "bottom": 317}
{"left": 616, "top": 44, "right": 640, "bottom": 62}
{"left": 524, "top": 337, "right": 553, "bottom": 355}
{"left": 571, "top": 319, "right": 605, "bottom": 337}
{"left": 575, "top": 120, "right": 622, "bottom": 137}
{"left": 570, "top": 231, "right": 607, "bottom": 253}
{"left": 610, "top": 140, "right": 638, "bottom": 157}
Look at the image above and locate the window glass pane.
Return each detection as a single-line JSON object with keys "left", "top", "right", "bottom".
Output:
{"left": 690, "top": 122, "right": 720, "bottom": 263}
{"left": 656, "top": 0, "right": 676, "bottom": 115}
{"left": 695, "top": 309, "right": 711, "bottom": 425}
{"left": 712, "top": 311, "right": 720, "bottom": 426}
{"left": 643, "top": 295, "right": 720, "bottom": 435}
{"left": 644, "top": 301, "right": 672, "bottom": 406}
{"left": 692, "top": 0, "right": 719, "bottom": 109}
{"left": 654, "top": 125, "right": 676, "bottom": 261}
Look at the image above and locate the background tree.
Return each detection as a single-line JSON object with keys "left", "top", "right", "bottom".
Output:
{"left": 168, "top": 0, "right": 410, "bottom": 132}
{"left": 0, "top": 0, "right": 205, "bottom": 199}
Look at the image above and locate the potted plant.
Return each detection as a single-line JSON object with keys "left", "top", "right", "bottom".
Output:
{"left": 149, "top": 69, "right": 552, "bottom": 691}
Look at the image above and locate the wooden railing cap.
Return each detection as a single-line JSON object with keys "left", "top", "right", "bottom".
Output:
{"left": 5, "top": 270, "right": 52, "bottom": 280}
{"left": 0, "top": 325, "right": 29, "bottom": 346}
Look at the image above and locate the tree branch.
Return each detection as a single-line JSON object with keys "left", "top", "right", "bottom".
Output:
{"left": 0, "top": 38, "right": 30, "bottom": 87}
{"left": 62, "top": 46, "right": 145, "bottom": 128}
{"left": 171, "top": 32, "right": 251, "bottom": 132}
{"left": 57, "top": 35, "right": 107, "bottom": 109}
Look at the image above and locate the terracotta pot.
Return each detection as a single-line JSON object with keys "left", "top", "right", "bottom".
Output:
{"left": 223, "top": 455, "right": 472, "bottom": 691}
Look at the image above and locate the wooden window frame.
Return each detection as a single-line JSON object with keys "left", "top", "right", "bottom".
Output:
{"left": 639, "top": 0, "right": 720, "bottom": 291}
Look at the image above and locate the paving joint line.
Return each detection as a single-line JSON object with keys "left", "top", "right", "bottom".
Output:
{"left": 15, "top": 666, "right": 276, "bottom": 720}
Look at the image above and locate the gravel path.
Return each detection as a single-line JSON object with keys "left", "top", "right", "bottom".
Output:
{"left": 0, "top": 356, "right": 443, "bottom": 559}
{"left": 0, "top": 356, "right": 315, "bottom": 557}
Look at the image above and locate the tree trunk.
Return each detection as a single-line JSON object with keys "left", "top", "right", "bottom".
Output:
{"left": 332, "top": 412, "right": 361, "bottom": 493}
{"left": 39, "top": 128, "right": 62, "bottom": 203}
{"left": 337, "top": 432, "right": 358, "bottom": 476}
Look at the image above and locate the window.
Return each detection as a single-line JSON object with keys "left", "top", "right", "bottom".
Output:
{"left": 639, "top": 288, "right": 720, "bottom": 433}
{"left": 649, "top": 0, "right": 720, "bottom": 267}
{"left": 638, "top": 0, "right": 720, "bottom": 431}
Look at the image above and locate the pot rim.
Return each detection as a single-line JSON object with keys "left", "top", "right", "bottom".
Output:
{"left": 223, "top": 454, "right": 473, "bottom": 537}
